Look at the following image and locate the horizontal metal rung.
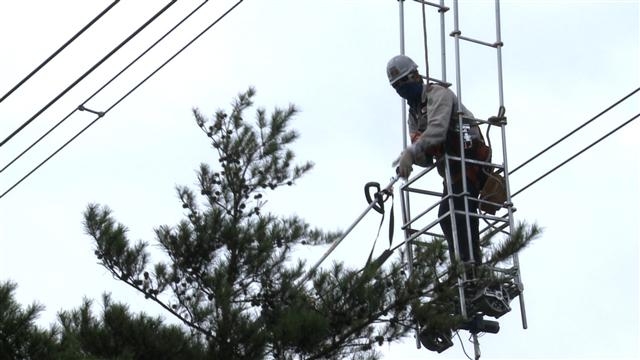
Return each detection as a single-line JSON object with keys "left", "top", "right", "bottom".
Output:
{"left": 444, "top": 155, "right": 504, "bottom": 169}
{"left": 450, "top": 31, "right": 503, "bottom": 48}
{"left": 452, "top": 208, "right": 501, "bottom": 220}
{"left": 407, "top": 230, "right": 444, "bottom": 243}
{"left": 402, "top": 200, "right": 442, "bottom": 229}
{"left": 485, "top": 265, "right": 519, "bottom": 275}
{"left": 403, "top": 186, "right": 443, "bottom": 197}
{"left": 403, "top": 198, "right": 451, "bottom": 230}
{"left": 476, "top": 212, "right": 511, "bottom": 223}
{"left": 404, "top": 216, "right": 446, "bottom": 243}
{"left": 412, "top": 0, "right": 449, "bottom": 12}
{"left": 480, "top": 225, "right": 509, "bottom": 238}
{"left": 400, "top": 164, "right": 440, "bottom": 188}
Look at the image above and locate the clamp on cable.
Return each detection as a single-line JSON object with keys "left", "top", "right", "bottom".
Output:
{"left": 78, "top": 104, "right": 105, "bottom": 117}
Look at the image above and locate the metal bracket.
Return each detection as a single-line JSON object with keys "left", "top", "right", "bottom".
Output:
{"left": 78, "top": 104, "right": 105, "bottom": 117}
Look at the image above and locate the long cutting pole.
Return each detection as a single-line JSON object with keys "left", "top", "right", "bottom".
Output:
{"left": 296, "top": 177, "right": 399, "bottom": 288}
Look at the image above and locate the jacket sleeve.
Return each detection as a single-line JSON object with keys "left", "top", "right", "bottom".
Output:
{"left": 414, "top": 86, "right": 453, "bottom": 152}
{"left": 407, "top": 112, "right": 422, "bottom": 144}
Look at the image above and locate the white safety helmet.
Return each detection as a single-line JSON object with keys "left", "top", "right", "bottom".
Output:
{"left": 386, "top": 55, "right": 418, "bottom": 85}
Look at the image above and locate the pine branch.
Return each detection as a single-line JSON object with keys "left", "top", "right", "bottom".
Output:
{"left": 486, "top": 221, "right": 542, "bottom": 265}
{"left": 84, "top": 88, "right": 520, "bottom": 359}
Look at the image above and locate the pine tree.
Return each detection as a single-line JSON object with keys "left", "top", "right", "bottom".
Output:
{"left": 83, "top": 88, "right": 539, "bottom": 359}
{"left": 0, "top": 281, "right": 58, "bottom": 360}
{"left": 0, "top": 280, "right": 210, "bottom": 359}
{"left": 56, "top": 294, "right": 207, "bottom": 359}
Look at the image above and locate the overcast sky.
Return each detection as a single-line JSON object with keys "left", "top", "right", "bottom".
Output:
{"left": 0, "top": 1, "right": 638, "bottom": 359}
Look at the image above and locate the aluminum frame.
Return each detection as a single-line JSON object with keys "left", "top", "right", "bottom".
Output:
{"left": 396, "top": 0, "right": 526, "bottom": 356}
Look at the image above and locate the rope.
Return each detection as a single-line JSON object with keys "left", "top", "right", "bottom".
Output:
{"left": 456, "top": 331, "right": 474, "bottom": 360}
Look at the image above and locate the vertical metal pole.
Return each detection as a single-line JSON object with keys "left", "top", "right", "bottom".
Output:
{"left": 421, "top": 2, "right": 430, "bottom": 80}
{"left": 439, "top": 0, "right": 447, "bottom": 82}
{"left": 398, "top": 0, "right": 413, "bottom": 275}
{"left": 399, "top": 0, "right": 408, "bottom": 148}
{"left": 397, "top": 0, "right": 420, "bottom": 348}
{"left": 452, "top": 1, "right": 480, "bottom": 358}
{"left": 451, "top": 0, "right": 476, "bottom": 266}
{"left": 444, "top": 154, "right": 468, "bottom": 319}
{"left": 398, "top": 0, "right": 414, "bottom": 276}
{"left": 493, "top": 0, "right": 528, "bottom": 329}
{"left": 399, "top": 0, "right": 413, "bottom": 278}
{"left": 495, "top": 0, "right": 505, "bottom": 107}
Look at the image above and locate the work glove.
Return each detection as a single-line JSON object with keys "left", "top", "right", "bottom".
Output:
{"left": 392, "top": 146, "right": 415, "bottom": 179}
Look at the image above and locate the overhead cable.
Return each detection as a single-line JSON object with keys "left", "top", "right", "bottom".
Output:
{"left": 0, "top": 0, "right": 177, "bottom": 149}
{"left": 0, "top": 0, "right": 210, "bottom": 175}
{"left": 0, "top": 0, "right": 121, "bottom": 104}
{"left": 510, "top": 86, "right": 640, "bottom": 175}
{"left": 512, "top": 112, "right": 640, "bottom": 197}
{"left": 390, "top": 104, "right": 640, "bottom": 255}
{"left": 0, "top": 0, "right": 245, "bottom": 200}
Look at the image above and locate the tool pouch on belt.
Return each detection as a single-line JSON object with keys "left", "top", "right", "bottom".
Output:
{"left": 439, "top": 125, "right": 491, "bottom": 188}
{"left": 479, "top": 170, "right": 507, "bottom": 214}
{"left": 471, "top": 133, "right": 507, "bottom": 214}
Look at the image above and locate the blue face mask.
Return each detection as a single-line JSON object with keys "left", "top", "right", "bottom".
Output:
{"left": 395, "top": 81, "right": 423, "bottom": 107}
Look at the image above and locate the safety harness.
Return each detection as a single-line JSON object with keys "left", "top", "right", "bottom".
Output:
{"left": 410, "top": 121, "right": 491, "bottom": 190}
{"left": 409, "top": 104, "right": 508, "bottom": 214}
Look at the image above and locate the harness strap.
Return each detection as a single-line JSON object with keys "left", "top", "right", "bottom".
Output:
{"left": 362, "top": 182, "right": 395, "bottom": 266}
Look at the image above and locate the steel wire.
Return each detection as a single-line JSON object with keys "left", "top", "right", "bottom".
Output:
{"left": 512, "top": 112, "right": 640, "bottom": 197}
{"left": 0, "top": 0, "right": 178, "bottom": 148}
{"left": 0, "top": 0, "right": 210, "bottom": 175}
{"left": 510, "top": 86, "right": 640, "bottom": 175}
{"left": 0, "top": 0, "right": 121, "bottom": 104}
{"left": 0, "top": 0, "right": 245, "bottom": 200}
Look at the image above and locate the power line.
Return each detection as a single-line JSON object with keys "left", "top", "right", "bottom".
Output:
{"left": 0, "top": 0, "right": 178, "bottom": 149}
{"left": 3, "top": 0, "right": 631, "bottom": 210}
{"left": 0, "top": 0, "right": 211, "bottom": 176}
{"left": 507, "top": 86, "right": 639, "bottom": 196}
{"left": 0, "top": 0, "right": 245, "bottom": 200}
{"left": 512, "top": 112, "right": 640, "bottom": 198}
{"left": 510, "top": 86, "right": 640, "bottom": 175}
{"left": 390, "top": 93, "right": 639, "bottom": 254}
{"left": 0, "top": 0, "right": 121, "bottom": 104}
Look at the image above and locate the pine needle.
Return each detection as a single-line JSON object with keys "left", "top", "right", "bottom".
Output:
{"left": 486, "top": 221, "right": 542, "bottom": 264}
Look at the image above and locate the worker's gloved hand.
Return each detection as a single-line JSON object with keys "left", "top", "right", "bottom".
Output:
{"left": 414, "top": 150, "right": 434, "bottom": 167}
{"left": 392, "top": 147, "right": 415, "bottom": 179}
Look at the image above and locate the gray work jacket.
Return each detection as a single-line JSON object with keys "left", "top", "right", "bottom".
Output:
{"left": 408, "top": 84, "right": 477, "bottom": 151}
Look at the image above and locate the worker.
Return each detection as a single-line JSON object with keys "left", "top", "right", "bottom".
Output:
{"left": 387, "top": 54, "right": 491, "bottom": 273}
